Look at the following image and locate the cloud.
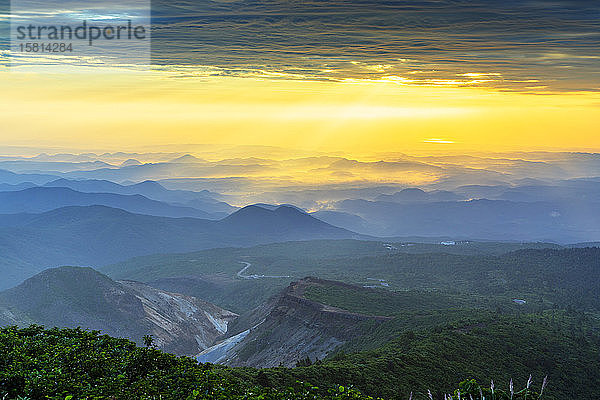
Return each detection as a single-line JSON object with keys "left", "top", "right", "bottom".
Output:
{"left": 423, "top": 138, "right": 455, "bottom": 144}
{"left": 147, "top": 0, "right": 600, "bottom": 92}
{"left": 2, "top": 0, "right": 598, "bottom": 91}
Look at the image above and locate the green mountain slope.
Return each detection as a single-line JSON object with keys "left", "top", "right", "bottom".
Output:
{"left": 105, "top": 242, "right": 600, "bottom": 315}
{"left": 0, "top": 325, "right": 377, "bottom": 400}
{"left": 220, "top": 279, "right": 598, "bottom": 399}
{"left": 0, "top": 267, "right": 237, "bottom": 356}
{"left": 0, "top": 269, "right": 595, "bottom": 399}
{"left": 0, "top": 325, "right": 556, "bottom": 400}
{"left": 237, "top": 312, "right": 597, "bottom": 400}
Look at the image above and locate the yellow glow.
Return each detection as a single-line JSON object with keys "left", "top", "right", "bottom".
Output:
{"left": 1, "top": 70, "right": 599, "bottom": 160}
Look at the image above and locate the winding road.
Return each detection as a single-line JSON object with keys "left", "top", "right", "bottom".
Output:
{"left": 236, "top": 262, "right": 291, "bottom": 279}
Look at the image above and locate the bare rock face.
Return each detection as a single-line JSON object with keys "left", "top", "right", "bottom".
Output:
{"left": 198, "top": 277, "right": 390, "bottom": 367}
{"left": 0, "top": 267, "right": 238, "bottom": 356}
{"left": 119, "top": 280, "right": 237, "bottom": 355}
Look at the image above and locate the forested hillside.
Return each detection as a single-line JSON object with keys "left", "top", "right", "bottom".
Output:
{"left": 0, "top": 325, "right": 550, "bottom": 400}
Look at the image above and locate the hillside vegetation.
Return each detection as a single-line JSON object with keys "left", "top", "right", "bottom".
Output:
{"left": 208, "top": 278, "right": 599, "bottom": 399}
{"left": 104, "top": 242, "right": 600, "bottom": 315}
{"left": 0, "top": 325, "right": 549, "bottom": 400}
{"left": 3, "top": 245, "right": 599, "bottom": 399}
{"left": 0, "top": 325, "right": 374, "bottom": 400}
{"left": 261, "top": 311, "right": 599, "bottom": 400}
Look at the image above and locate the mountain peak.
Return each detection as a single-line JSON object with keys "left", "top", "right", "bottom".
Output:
{"left": 170, "top": 154, "right": 203, "bottom": 163}
{"left": 120, "top": 158, "right": 142, "bottom": 167}
{"left": 223, "top": 204, "right": 278, "bottom": 221}
{"left": 399, "top": 187, "right": 427, "bottom": 195}
{"left": 129, "top": 180, "right": 165, "bottom": 190}
{"left": 220, "top": 204, "right": 358, "bottom": 239}
{"left": 253, "top": 203, "right": 308, "bottom": 213}
{"left": 0, "top": 266, "right": 237, "bottom": 356}
{"left": 30, "top": 265, "right": 103, "bottom": 281}
{"left": 225, "top": 204, "right": 306, "bottom": 221}
{"left": 45, "top": 178, "right": 71, "bottom": 185}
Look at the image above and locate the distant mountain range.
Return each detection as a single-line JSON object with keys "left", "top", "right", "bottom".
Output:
{"left": 375, "top": 188, "right": 465, "bottom": 203}
{"left": 0, "top": 168, "right": 58, "bottom": 185}
{"left": 0, "top": 187, "right": 217, "bottom": 219}
{"left": 0, "top": 205, "right": 361, "bottom": 290}
{"left": 43, "top": 178, "right": 236, "bottom": 215}
{"left": 325, "top": 197, "right": 600, "bottom": 242}
{"left": 0, "top": 153, "right": 599, "bottom": 290}
{"left": 310, "top": 210, "right": 371, "bottom": 234}
{"left": 0, "top": 266, "right": 237, "bottom": 355}
{"left": 0, "top": 175, "right": 237, "bottom": 217}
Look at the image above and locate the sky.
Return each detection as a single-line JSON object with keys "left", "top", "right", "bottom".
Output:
{"left": 0, "top": 0, "right": 599, "bottom": 159}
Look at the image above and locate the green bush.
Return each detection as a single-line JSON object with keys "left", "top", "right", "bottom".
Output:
{"left": 0, "top": 325, "right": 557, "bottom": 400}
{"left": 0, "top": 325, "right": 379, "bottom": 400}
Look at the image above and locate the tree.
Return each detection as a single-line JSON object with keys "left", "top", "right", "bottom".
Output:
{"left": 143, "top": 334, "right": 154, "bottom": 348}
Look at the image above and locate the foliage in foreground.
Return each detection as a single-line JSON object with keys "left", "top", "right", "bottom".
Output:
{"left": 0, "top": 325, "right": 373, "bottom": 400}
{"left": 227, "top": 311, "right": 598, "bottom": 400}
{"left": 0, "top": 326, "right": 551, "bottom": 400}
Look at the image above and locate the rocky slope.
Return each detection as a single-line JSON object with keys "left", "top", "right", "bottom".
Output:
{"left": 198, "top": 277, "right": 391, "bottom": 367}
{"left": 0, "top": 266, "right": 237, "bottom": 356}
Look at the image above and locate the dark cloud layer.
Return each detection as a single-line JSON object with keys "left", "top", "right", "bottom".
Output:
{"left": 0, "top": 0, "right": 598, "bottom": 90}
{"left": 150, "top": 0, "right": 600, "bottom": 91}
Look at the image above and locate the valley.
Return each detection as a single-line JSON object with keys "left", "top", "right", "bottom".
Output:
{"left": 0, "top": 154, "right": 599, "bottom": 398}
{"left": 2, "top": 237, "right": 599, "bottom": 399}
{"left": 199, "top": 278, "right": 394, "bottom": 368}
{"left": 2, "top": 0, "right": 600, "bottom": 395}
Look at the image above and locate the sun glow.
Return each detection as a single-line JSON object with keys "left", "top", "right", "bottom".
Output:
{"left": 0, "top": 70, "right": 599, "bottom": 159}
